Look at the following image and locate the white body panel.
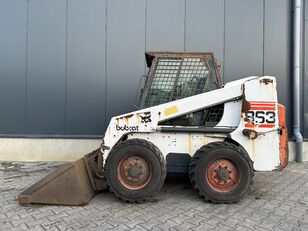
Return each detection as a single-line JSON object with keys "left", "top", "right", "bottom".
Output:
{"left": 230, "top": 78, "right": 280, "bottom": 170}
{"left": 127, "top": 132, "right": 224, "bottom": 158}
{"left": 101, "top": 76, "right": 282, "bottom": 171}
{"left": 216, "top": 100, "right": 242, "bottom": 127}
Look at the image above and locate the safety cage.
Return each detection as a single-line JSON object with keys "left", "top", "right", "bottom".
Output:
{"left": 138, "top": 51, "right": 222, "bottom": 109}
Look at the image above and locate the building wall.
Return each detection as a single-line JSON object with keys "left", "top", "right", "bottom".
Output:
{"left": 304, "top": 0, "right": 308, "bottom": 138}
{"left": 0, "top": 0, "right": 292, "bottom": 137}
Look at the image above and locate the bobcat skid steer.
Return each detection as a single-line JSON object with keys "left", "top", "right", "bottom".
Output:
{"left": 18, "top": 52, "right": 288, "bottom": 205}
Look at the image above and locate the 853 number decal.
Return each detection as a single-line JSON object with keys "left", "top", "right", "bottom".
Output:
{"left": 246, "top": 111, "right": 276, "bottom": 124}
{"left": 245, "top": 101, "right": 276, "bottom": 128}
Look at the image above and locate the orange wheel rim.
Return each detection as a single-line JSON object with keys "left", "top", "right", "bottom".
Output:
{"left": 205, "top": 158, "right": 240, "bottom": 192}
{"left": 117, "top": 155, "right": 152, "bottom": 190}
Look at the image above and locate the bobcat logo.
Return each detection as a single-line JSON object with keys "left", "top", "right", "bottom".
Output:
{"left": 116, "top": 125, "right": 139, "bottom": 131}
{"left": 140, "top": 113, "right": 152, "bottom": 123}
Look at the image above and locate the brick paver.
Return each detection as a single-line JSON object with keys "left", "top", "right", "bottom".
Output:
{"left": 0, "top": 162, "right": 307, "bottom": 230}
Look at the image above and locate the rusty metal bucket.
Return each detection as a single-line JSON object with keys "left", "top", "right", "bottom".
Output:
{"left": 18, "top": 149, "right": 107, "bottom": 206}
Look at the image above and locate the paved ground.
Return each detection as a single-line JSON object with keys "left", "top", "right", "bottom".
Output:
{"left": 0, "top": 162, "right": 308, "bottom": 231}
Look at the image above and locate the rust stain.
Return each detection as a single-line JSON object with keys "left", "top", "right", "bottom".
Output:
{"left": 241, "top": 85, "right": 253, "bottom": 128}
{"left": 124, "top": 114, "right": 134, "bottom": 119}
{"left": 244, "top": 117, "right": 253, "bottom": 123}
{"left": 278, "top": 104, "right": 289, "bottom": 168}
{"left": 241, "top": 94, "right": 251, "bottom": 114}
{"left": 117, "top": 114, "right": 134, "bottom": 121}
{"left": 124, "top": 117, "right": 129, "bottom": 126}
{"left": 188, "top": 134, "right": 192, "bottom": 156}
{"left": 251, "top": 138, "right": 255, "bottom": 160}
{"left": 259, "top": 78, "right": 273, "bottom": 85}
{"left": 242, "top": 129, "right": 258, "bottom": 140}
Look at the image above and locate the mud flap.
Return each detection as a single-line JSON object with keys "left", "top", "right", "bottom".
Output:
{"left": 18, "top": 149, "right": 107, "bottom": 206}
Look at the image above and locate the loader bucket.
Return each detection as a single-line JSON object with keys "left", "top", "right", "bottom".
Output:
{"left": 18, "top": 149, "right": 107, "bottom": 206}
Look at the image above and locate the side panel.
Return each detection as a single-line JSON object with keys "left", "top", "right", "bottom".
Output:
{"left": 216, "top": 100, "right": 242, "bottom": 127}
{"left": 231, "top": 77, "right": 280, "bottom": 171}
{"left": 127, "top": 132, "right": 224, "bottom": 158}
{"left": 102, "top": 76, "right": 281, "bottom": 173}
{"left": 102, "top": 81, "right": 244, "bottom": 157}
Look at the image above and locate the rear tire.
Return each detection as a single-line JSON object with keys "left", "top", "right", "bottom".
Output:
{"left": 105, "top": 139, "right": 166, "bottom": 202}
{"left": 189, "top": 141, "right": 253, "bottom": 203}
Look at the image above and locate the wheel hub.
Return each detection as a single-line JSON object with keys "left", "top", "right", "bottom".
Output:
{"left": 205, "top": 158, "right": 240, "bottom": 192}
{"left": 216, "top": 168, "right": 229, "bottom": 181}
{"left": 128, "top": 165, "right": 142, "bottom": 177}
{"left": 117, "top": 155, "right": 152, "bottom": 190}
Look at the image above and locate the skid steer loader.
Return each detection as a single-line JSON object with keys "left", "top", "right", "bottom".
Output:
{"left": 18, "top": 52, "right": 288, "bottom": 205}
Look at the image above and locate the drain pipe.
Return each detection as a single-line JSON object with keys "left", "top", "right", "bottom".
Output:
{"left": 293, "top": 0, "right": 303, "bottom": 163}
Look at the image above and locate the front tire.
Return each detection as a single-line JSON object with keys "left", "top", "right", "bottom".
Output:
{"left": 189, "top": 141, "right": 253, "bottom": 203}
{"left": 105, "top": 139, "right": 166, "bottom": 202}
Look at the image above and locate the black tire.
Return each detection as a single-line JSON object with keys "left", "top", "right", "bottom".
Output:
{"left": 105, "top": 139, "right": 166, "bottom": 202}
{"left": 189, "top": 141, "right": 253, "bottom": 203}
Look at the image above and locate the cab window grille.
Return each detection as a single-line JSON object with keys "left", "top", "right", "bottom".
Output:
{"left": 143, "top": 56, "right": 210, "bottom": 108}
{"left": 144, "top": 57, "right": 181, "bottom": 107}
{"left": 176, "top": 57, "right": 209, "bottom": 99}
{"left": 139, "top": 52, "right": 222, "bottom": 109}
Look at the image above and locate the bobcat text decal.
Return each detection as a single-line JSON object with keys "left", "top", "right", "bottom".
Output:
{"left": 116, "top": 125, "right": 139, "bottom": 131}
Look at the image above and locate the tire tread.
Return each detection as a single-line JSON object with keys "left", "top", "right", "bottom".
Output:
{"left": 189, "top": 141, "right": 253, "bottom": 204}
{"left": 106, "top": 139, "right": 166, "bottom": 203}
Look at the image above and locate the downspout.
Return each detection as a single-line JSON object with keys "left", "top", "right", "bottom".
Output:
{"left": 293, "top": 0, "right": 303, "bottom": 163}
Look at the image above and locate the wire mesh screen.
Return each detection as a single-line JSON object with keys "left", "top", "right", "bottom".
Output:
{"left": 143, "top": 56, "right": 210, "bottom": 108}
{"left": 204, "top": 104, "right": 224, "bottom": 126}
{"left": 144, "top": 57, "right": 181, "bottom": 107}
{"left": 177, "top": 57, "right": 209, "bottom": 99}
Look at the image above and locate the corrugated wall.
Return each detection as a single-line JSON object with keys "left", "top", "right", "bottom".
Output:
{"left": 0, "top": 0, "right": 291, "bottom": 137}
{"left": 304, "top": 0, "right": 308, "bottom": 138}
